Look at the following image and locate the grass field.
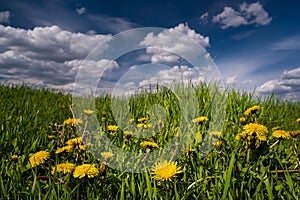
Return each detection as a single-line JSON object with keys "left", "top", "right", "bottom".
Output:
{"left": 0, "top": 84, "right": 299, "bottom": 199}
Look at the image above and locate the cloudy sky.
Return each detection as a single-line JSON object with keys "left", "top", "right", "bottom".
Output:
{"left": 0, "top": 0, "right": 300, "bottom": 100}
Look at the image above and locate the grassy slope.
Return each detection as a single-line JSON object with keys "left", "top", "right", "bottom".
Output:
{"left": 0, "top": 84, "right": 299, "bottom": 199}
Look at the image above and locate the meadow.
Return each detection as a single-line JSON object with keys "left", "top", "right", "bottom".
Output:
{"left": 0, "top": 84, "right": 299, "bottom": 199}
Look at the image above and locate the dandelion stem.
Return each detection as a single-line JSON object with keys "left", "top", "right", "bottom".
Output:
{"left": 270, "top": 169, "right": 300, "bottom": 173}
{"left": 186, "top": 176, "right": 221, "bottom": 190}
{"left": 269, "top": 140, "right": 280, "bottom": 149}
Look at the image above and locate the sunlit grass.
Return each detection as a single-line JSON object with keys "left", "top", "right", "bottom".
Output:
{"left": 0, "top": 84, "right": 299, "bottom": 199}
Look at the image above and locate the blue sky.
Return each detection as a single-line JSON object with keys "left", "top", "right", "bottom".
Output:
{"left": 0, "top": 0, "right": 300, "bottom": 100}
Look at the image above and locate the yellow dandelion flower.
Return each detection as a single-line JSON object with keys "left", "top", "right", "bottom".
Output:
{"left": 297, "top": 118, "right": 300, "bottom": 123}
{"left": 107, "top": 125, "right": 119, "bottom": 132}
{"left": 137, "top": 123, "right": 152, "bottom": 128}
{"left": 99, "top": 162, "right": 106, "bottom": 173}
{"left": 272, "top": 126, "right": 280, "bottom": 131}
{"left": 256, "top": 135, "right": 267, "bottom": 141}
{"left": 52, "top": 163, "right": 75, "bottom": 174}
{"left": 101, "top": 111, "right": 107, "bottom": 116}
{"left": 209, "top": 131, "right": 221, "bottom": 137}
{"left": 73, "top": 164, "right": 99, "bottom": 178}
{"left": 215, "top": 141, "right": 222, "bottom": 148}
{"left": 289, "top": 130, "right": 299, "bottom": 137}
{"left": 192, "top": 116, "right": 208, "bottom": 123}
{"left": 138, "top": 117, "right": 148, "bottom": 122}
{"left": 123, "top": 131, "right": 132, "bottom": 138}
{"left": 239, "top": 117, "right": 246, "bottom": 124}
{"left": 140, "top": 141, "right": 159, "bottom": 148}
{"left": 272, "top": 130, "right": 290, "bottom": 139}
{"left": 152, "top": 161, "right": 182, "bottom": 181}
{"left": 235, "top": 132, "right": 247, "bottom": 140}
{"left": 244, "top": 105, "right": 260, "bottom": 116}
{"left": 66, "top": 137, "right": 82, "bottom": 146}
{"left": 11, "top": 155, "right": 19, "bottom": 160}
{"left": 100, "top": 152, "right": 114, "bottom": 160}
{"left": 78, "top": 145, "right": 86, "bottom": 151}
{"left": 29, "top": 151, "right": 50, "bottom": 167}
{"left": 63, "top": 118, "right": 83, "bottom": 126}
{"left": 83, "top": 110, "right": 94, "bottom": 115}
{"left": 55, "top": 145, "right": 73, "bottom": 154}
{"left": 129, "top": 118, "right": 135, "bottom": 122}
{"left": 185, "top": 147, "right": 195, "bottom": 155}
{"left": 48, "top": 135, "right": 56, "bottom": 139}
{"left": 55, "top": 147, "right": 65, "bottom": 154}
{"left": 243, "top": 123, "right": 268, "bottom": 136}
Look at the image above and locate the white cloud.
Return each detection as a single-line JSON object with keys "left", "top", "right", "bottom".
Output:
{"left": 213, "top": 2, "right": 272, "bottom": 29}
{"left": 200, "top": 12, "right": 209, "bottom": 25}
{"left": 271, "top": 34, "right": 300, "bottom": 50}
{"left": 0, "top": 24, "right": 112, "bottom": 93}
{"left": 76, "top": 7, "right": 86, "bottom": 15}
{"left": 225, "top": 75, "right": 252, "bottom": 91}
{"left": 137, "top": 65, "right": 205, "bottom": 89}
{"left": 86, "top": 30, "right": 97, "bottom": 35}
{"left": 200, "top": 12, "right": 208, "bottom": 20}
{"left": 0, "top": 11, "right": 11, "bottom": 24}
{"left": 0, "top": 25, "right": 111, "bottom": 61}
{"left": 0, "top": 24, "right": 216, "bottom": 96}
{"left": 88, "top": 15, "right": 137, "bottom": 33}
{"left": 258, "top": 67, "right": 300, "bottom": 101}
{"left": 213, "top": 7, "right": 248, "bottom": 29}
{"left": 140, "top": 23, "right": 210, "bottom": 63}
{"left": 239, "top": 2, "right": 272, "bottom": 26}
{"left": 225, "top": 76, "right": 238, "bottom": 85}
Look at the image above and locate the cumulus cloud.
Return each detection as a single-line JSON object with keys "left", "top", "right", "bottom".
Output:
{"left": 0, "top": 23, "right": 215, "bottom": 96}
{"left": 0, "top": 11, "right": 11, "bottom": 24}
{"left": 225, "top": 76, "right": 238, "bottom": 85}
{"left": 213, "top": 7, "right": 248, "bottom": 29}
{"left": 76, "top": 7, "right": 86, "bottom": 15}
{"left": 116, "top": 65, "right": 206, "bottom": 96}
{"left": 225, "top": 75, "right": 252, "bottom": 91}
{"left": 258, "top": 67, "right": 300, "bottom": 101}
{"left": 213, "top": 2, "right": 272, "bottom": 29}
{"left": 199, "top": 12, "right": 209, "bottom": 25}
{"left": 0, "top": 24, "right": 112, "bottom": 93}
{"left": 140, "top": 23, "right": 210, "bottom": 63}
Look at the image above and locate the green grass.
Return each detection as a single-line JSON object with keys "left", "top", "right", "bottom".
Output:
{"left": 0, "top": 84, "right": 299, "bottom": 199}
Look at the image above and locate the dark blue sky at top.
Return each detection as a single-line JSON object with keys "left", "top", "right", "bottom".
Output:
{"left": 1, "top": 0, "right": 300, "bottom": 99}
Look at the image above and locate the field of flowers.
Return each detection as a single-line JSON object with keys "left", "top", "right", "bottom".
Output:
{"left": 0, "top": 84, "right": 299, "bottom": 199}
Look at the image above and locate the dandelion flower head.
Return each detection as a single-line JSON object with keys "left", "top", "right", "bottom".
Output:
{"left": 83, "top": 110, "right": 94, "bottom": 115}
{"left": 192, "top": 116, "right": 208, "bottom": 123}
{"left": 55, "top": 145, "right": 73, "bottom": 154}
{"left": 137, "top": 123, "right": 152, "bottom": 128}
{"left": 242, "top": 123, "right": 268, "bottom": 136}
{"left": 152, "top": 161, "right": 182, "bottom": 181}
{"left": 11, "top": 155, "right": 19, "bottom": 160}
{"left": 101, "top": 152, "right": 114, "bottom": 161}
{"left": 244, "top": 105, "right": 260, "bottom": 116}
{"left": 140, "top": 141, "right": 159, "bottom": 148}
{"left": 29, "top": 151, "right": 50, "bottom": 167}
{"left": 272, "top": 130, "right": 290, "bottom": 139}
{"left": 63, "top": 118, "right": 83, "bottom": 126}
{"left": 239, "top": 117, "right": 246, "bottom": 123}
{"left": 73, "top": 164, "right": 99, "bottom": 178}
{"left": 289, "top": 130, "right": 299, "bottom": 137}
{"left": 107, "top": 125, "right": 119, "bottom": 132}
{"left": 52, "top": 163, "right": 75, "bottom": 174}
{"left": 66, "top": 137, "right": 82, "bottom": 146}
{"left": 138, "top": 117, "right": 148, "bottom": 122}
